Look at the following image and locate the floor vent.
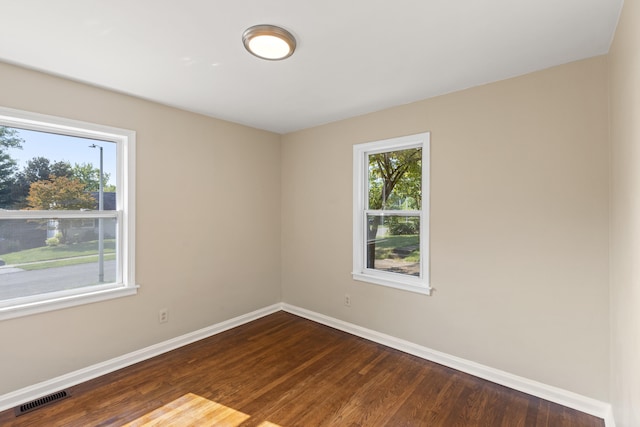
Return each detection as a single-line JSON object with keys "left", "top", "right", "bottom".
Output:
{"left": 14, "top": 390, "right": 71, "bottom": 416}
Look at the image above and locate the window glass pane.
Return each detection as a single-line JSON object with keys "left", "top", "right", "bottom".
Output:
{"left": 368, "top": 148, "right": 422, "bottom": 210}
{"left": 0, "top": 217, "right": 117, "bottom": 301}
{"left": 0, "top": 126, "right": 116, "bottom": 211}
{"left": 366, "top": 214, "right": 420, "bottom": 277}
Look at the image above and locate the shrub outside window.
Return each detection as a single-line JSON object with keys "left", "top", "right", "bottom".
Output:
{"left": 352, "top": 132, "right": 430, "bottom": 294}
{"left": 0, "top": 107, "right": 137, "bottom": 320}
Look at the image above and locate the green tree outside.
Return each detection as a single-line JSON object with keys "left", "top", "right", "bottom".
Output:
{"left": 26, "top": 175, "right": 97, "bottom": 243}
{"left": 10, "top": 157, "right": 73, "bottom": 208}
{"left": 0, "top": 127, "right": 24, "bottom": 208}
{"left": 72, "top": 162, "right": 115, "bottom": 192}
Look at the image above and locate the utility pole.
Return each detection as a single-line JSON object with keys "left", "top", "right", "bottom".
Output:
{"left": 89, "top": 144, "right": 104, "bottom": 283}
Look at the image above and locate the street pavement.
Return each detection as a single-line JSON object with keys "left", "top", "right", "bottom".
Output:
{"left": 0, "top": 261, "right": 116, "bottom": 300}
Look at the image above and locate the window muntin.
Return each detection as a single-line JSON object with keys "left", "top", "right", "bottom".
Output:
{"left": 353, "top": 133, "right": 430, "bottom": 294}
{"left": 0, "top": 107, "right": 136, "bottom": 320}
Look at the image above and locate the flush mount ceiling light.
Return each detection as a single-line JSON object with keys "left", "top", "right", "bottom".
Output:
{"left": 242, "top": 25, "right": 296, "bottom": 60}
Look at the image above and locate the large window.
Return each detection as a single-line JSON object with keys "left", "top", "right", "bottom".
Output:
{"left": 352, "top": 132, "right": 430, "bottom": 294}
{"left": 0, "top": 107, "right": 136, "bottom": 320}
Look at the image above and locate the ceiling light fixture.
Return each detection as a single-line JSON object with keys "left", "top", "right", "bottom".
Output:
{"left": 242, "top": 25, "right": 296, "bottom": 61}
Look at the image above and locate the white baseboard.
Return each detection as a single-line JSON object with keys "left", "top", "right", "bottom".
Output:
{"left": 603, "top": 407, "right": 617, "bottom": 427}
{"left": 280, "top": 304, "right": 614, "bottom": 426}
{"left": 0, "top": 302, "right": 615, "bottom": 427}
{"left": 0, "top": 304, "right": 281, "bottom": 413}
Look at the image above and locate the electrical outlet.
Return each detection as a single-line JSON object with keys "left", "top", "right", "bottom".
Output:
{"left": 344, "top": 294, "right": 351, "bottom": 307}
{"left": 159, "top": 308, "right": 169, "bottom": 323}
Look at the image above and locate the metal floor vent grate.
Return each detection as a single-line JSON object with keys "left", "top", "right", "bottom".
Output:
{"left": 15, "top": 390, "right": 70, "bottom": 416}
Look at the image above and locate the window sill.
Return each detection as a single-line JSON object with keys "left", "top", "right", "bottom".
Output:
{"left": 0, "top": 285, "right": 139, "bottom": 321}
{"left": 352, "top": 272, "right": 432, "bottom": 295}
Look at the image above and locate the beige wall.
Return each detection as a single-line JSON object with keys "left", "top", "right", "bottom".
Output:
{"left": 0, "top": 62, "right": 282, "bottom": 394}
{"left": 281, "top": 57, "right": 610, "bottom": 400}
{"left": 609, "top": 0, "right": 640, "bottom": 425}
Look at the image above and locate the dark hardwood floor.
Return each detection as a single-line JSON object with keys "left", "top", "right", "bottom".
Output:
{"left": 0, "top": 311, "right": 604, "bottom": 426}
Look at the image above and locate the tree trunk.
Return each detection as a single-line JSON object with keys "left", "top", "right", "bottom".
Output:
{"left": 366, "top": 216, "right": 381, "bottom": 269}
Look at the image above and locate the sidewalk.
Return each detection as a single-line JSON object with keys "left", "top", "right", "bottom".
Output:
{"left": 0, "top": 267, "right": 23, "bottom": 274}
{"left": 0, "top": 254, "right": 105, "bottom": 274}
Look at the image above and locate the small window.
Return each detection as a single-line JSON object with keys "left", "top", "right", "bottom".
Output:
{"left": 0, "top": 107, "right": 137, "bottom": 320}
{"left": 352, "top": 132, "right": 430, "bottom": 294}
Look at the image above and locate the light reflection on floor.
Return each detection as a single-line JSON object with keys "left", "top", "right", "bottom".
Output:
{"left": 122, "top": 393, "right": 282, "bottom": 426}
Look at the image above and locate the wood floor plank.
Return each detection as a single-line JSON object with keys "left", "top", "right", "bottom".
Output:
{"left": 282, "top": 344, "right": 388, "bottom": 426}
{"left": 244, "top": 339, "right": 378, "bottom": 425}
{"left": 0, "top": 312, "right": 605, "bottom": 427}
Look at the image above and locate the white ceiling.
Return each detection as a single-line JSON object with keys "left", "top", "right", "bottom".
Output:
{"left": 0, "top": 0, "right": 624, "bottom": 134}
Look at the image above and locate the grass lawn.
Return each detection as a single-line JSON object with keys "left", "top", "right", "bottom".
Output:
{"left": 1, "top": 240, "right": 115, "bottom": 266}
{"left": 374, "top": 234, "right": 420, "bottom": 261}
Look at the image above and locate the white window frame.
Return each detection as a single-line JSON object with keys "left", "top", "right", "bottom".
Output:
{"left": 0, "top": 106, "right": 137, "bottom": 320}
{"left": 352, "top": 132, "right": 431, "bottom": 295}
